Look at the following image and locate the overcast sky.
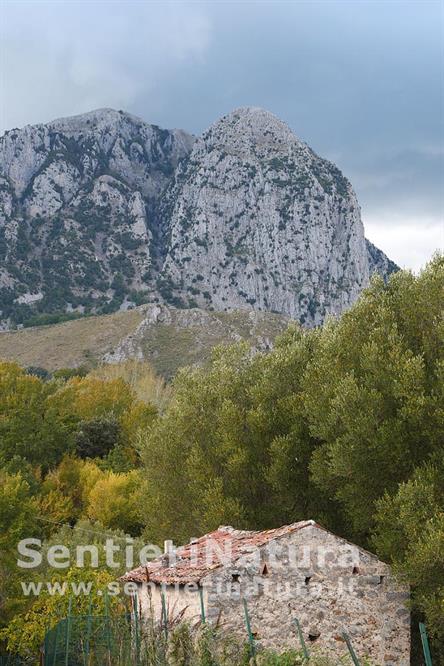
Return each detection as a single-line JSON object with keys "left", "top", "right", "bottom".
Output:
{"left": 1, "top": 0, "right": 443, "bottom": 270}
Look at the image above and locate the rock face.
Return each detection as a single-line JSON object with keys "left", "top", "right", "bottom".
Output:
{"left": 162, "top": 107, "right": 379, "bottom": 324}
{"left": 0, "top": 109, "right": 194, "bottom": 325}
{"left": 0, "top": 106, "right": 396, "bottom": 328}
{"left": 366, "top": 238, "right": 399, "bottom": 278}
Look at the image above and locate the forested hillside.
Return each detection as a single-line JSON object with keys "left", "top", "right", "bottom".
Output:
{"left": 0, "top": 255, "right": 442, "bottom": 662}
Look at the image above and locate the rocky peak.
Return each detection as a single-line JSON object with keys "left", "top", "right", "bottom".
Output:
{"left": 366, "top": 239, "right": 399, "bottom": 278}
{"left": 161, "top": 106, "right": 373, "bottom": 324}
{"left": 0, "top": 108, "right": 195, "bottom": 199}
{"left": 0, "top": 110, "right": 195, "bottom": 327}
{"left": 0, "top": 106, "right": 397, "bottom": 329}
{"left": 48, "top": 108, "right": 139, "bottom": 134}
{"left": 201, "top": 106, "right": 301, "bottom": 150}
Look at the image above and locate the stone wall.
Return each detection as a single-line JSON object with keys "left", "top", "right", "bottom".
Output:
{"left": 136, "top": 580, "right": 206, "bottom": 626}
{"left": 136, "top": 524, "right": 410, "bottom": 665}
{"left": 202, "top": 525, "right": 410, "bottom": 665}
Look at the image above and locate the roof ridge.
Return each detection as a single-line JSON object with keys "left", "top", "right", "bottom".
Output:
{"left": 121, "top": 520, "right": 317, "bottom": 585}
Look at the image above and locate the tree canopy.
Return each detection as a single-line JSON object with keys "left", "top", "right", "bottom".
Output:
{"left": 0, "top": 255, "right": 443, "bottom": 659}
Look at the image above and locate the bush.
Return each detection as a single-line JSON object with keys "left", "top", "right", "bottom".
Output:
{"left": 25, "top": 365, "right": 52, "bottom": 381}
{"left": 75, "top": 416, "right": 121, "bottom": 459}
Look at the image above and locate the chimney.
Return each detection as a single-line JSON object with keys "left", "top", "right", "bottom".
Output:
{"left": 164, "top": 540, "right": 173, "bottom": 554}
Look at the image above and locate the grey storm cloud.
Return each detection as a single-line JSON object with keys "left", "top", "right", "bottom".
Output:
{"left": 1, "top": 0, "right": 443, "bottom": 270}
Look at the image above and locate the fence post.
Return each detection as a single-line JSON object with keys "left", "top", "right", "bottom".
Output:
{"left": 242, "top": 598, "right": 256, "bottom": 661}
{"left": 42, "top": 620, "right": 50, "bottom": 666}
{"left": 419, "top": 622, "right": 433, "bottom": 666}
{"left": 84, "top": 597, "right": 92, "bottom": 666}
{"left": 104, "top": 591, "right": 113, "bottom": 665}
{"left": 294, "top": 618, "right": 309, "bottom": 660}
{"left": 51, "top": 623, "right": 59, "bottom": 666}
{"left": 198, "top": 586, "right": 206, "bottom": 624}
{"left": 64, "top": 597, "right": 73, "bottom": 666}
{"left": 133, "top": 594, "right": 141, "bottom": 665}
{"left": 342, "top": 632, "right": 360, "bottom": 666}
{"left": 161, "top": 589, "right": 168, "bottom": 639}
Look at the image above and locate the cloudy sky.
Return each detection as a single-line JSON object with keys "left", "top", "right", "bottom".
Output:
{"left": 1, "top": 0, "right": 443, "bottom": 270}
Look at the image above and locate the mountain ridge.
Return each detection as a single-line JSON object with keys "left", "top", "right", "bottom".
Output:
{"left": 0, "top": 303, "right": 290, "bottom": 378}
{"left": 161, "top": 106, "right": 373, "bottom": 323}
{"left": 0, "top": 106, "right": 397, "bottom": 329}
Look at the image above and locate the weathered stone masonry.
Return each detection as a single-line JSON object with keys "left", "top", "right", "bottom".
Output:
{"left": 122, "top": 521, "right": 410, "bottom": 664}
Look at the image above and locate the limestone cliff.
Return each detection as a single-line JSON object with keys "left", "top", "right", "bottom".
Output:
{"left": 0, "top": 106, "right": 396, "bottom": 328}
{"left": 162, "top": 107, "right": 376, "bottom": 325}
{"left": 0, "top": 108, "right": 193, "bottom": 326}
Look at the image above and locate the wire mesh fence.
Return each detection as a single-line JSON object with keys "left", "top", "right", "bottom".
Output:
{"left": 42, "top": 613, "right": 136, "bottom": 666}
{"left": 0, "top": 657, "right": 28, "bottom": 666}
{"left": 2, "top": 595, "right": 434, "bottom": 666}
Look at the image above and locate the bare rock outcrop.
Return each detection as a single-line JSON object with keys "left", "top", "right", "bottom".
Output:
{"left": 0, "top": 107, "right": 396, "bottom": 328}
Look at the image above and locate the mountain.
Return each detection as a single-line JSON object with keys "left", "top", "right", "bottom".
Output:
{"left": 161, "top": 107, "right": 393, "bottom": 324}
{"left": 366, "top": 238, "right": 399, "bottom": 277}
{"left": 0, "top": 109, "right": 194, "bottom": 327}
{"left": 0, "top": 107, "right": 397, "bottom": 329}
{"left": 0, "top": 303, "right": 289, "bottom": 378}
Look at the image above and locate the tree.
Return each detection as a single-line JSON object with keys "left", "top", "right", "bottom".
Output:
{"left": 372, "top": 453, "right": 444, "bottom": 659}
{"left": 0, "top": 471, "right": 39, "bottom": 626}
{"left": 47, "top": 375, "right": 154, "bottom": 467}
{"left": 38, "top": 518, "right": 146, "bottom": 575}
{"left": 140, "top": 344, "right": 266, "bottom": 543}
{"left": 304, "top": 256, "right": 444, "bottom": 538}
{"left": 0, "top": 362, "right": 158, "bottom": 473}
{"left": 0, "top": 567, "right": 121, "bottom": 660}
{"left": 91, "top": 359, "right": 172, "bottom": 411}
{"left": 252, "top": 326, "right": 341, "bottom": 532}
{"left": 139, "top": 335, "right": 326, "bottom": 544}
{"left": 75, "top": 416, "right": 120, "bottom": 459}
{"left": 0, "top": 455, "right": 41, "bottom": 495}
{"left": 38, "top": 456, "right": 103, "bottom": 530}
{"left": 0, "top": 362, "right": 71, "bottom": 468}
{"left": 86, "top": 470, "right": 144, "bottom": 535}
{"left": 48, "top": 375, "right": 135, "bottom": 423}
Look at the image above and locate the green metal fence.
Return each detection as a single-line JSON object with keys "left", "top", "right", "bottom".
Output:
{"left": 3, "top": 595, "right": 434, "bottom": 666}
{"left": 42, "top": 613, "right": 134, "bottom": 666}
{"left": 40, "top": 602, "right": 369, "bottom": 666}
{"left": 0, "top": 657, "right": 28, "bottom": 666}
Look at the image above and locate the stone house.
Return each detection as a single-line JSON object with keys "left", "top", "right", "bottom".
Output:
{"left": 122, "top": 520, "right": 410, "bottom": 664}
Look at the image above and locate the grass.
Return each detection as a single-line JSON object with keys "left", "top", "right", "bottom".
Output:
{"left": 137, "top": 308, "right": 290, "bottom": 378}
{"left": 91, "top": 359, "right": 173, "bottom": 411}
{"left": 38, "top": 618, "right": 374, "bottom": 666}
{"left": 0, "top": 307, "right": 145, "bottom": 372}
{"left": 0, "top": 305, "right": 290, "bottom": 378}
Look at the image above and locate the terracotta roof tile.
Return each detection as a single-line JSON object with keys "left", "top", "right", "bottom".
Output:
{"left": 122, "top": 520, "right": 315, "bottom": 585}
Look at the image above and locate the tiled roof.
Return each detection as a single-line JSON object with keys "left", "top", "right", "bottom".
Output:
{"left": 122, "top": 520, "right": 316, "bottom": 585}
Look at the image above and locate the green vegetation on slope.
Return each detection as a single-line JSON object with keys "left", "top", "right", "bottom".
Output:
{"left": 0, "top": 255, "right": 442, "bottom": 662}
